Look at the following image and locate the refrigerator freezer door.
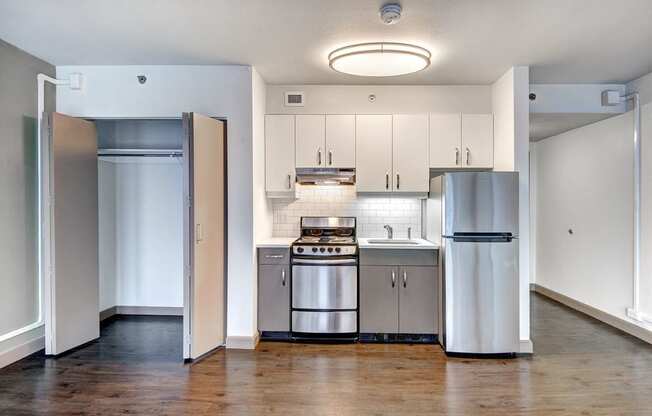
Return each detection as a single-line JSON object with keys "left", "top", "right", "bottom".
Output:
{"left": 443, "top": 172, "right": 519, "bottom": 236}
{"left": 444, "top": 237, "right": 519, "bottom": 354}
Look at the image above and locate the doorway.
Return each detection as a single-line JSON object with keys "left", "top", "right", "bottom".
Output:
{"left": 41, "top": 112, "right": 227, "bottom": 362}
{"left": 97, "top": 119, "right": 185, "bottom": 359}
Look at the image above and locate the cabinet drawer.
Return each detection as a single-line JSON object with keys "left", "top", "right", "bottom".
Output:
{"left": 359, "top": 249, "right": 437, "bottom": 266}
{"left": 258, "top": 248, "right": 290, "bottom": 265}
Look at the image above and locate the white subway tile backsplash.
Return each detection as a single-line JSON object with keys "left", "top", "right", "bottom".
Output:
{"left": 271, "top": 185, "right": 421, "bottom": 238}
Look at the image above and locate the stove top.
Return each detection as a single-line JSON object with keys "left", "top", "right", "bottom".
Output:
{"left": 292, "top": 216, "right": 358, "bottom": 257}
{"left": 294, "top": 236, "right": 356, "bottom": 245}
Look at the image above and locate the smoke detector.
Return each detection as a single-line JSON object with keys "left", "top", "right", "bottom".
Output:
{"left": 379, "top": 3, "right": 402, "bottom": 25}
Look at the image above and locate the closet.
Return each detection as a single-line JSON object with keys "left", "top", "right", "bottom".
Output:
{"left": 42, "top": 112, "right": 226, "bottom": 361}
{"left": 97, "top": 120, "right": 184, "bottom": 317}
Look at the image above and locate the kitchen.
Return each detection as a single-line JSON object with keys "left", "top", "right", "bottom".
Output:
{"left": 257, "top": 104, "right": 521, "bottom": 354}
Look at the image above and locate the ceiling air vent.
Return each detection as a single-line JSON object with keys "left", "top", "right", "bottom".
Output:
{"left": 285, "top": 91, "right": 305, "bottom": 107}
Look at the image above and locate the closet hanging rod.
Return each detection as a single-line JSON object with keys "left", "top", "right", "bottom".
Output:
{"left": 98, "top": 148, "right": 183, "bottom": 157}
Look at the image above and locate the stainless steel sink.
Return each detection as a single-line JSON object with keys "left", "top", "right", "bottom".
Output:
{"left": 366, "top": 239, "right": 419, "bottom": 245}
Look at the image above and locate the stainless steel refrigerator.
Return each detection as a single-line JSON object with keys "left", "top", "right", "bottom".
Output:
{"left": 431, "top": 172, "right": 519, "bottom": 355}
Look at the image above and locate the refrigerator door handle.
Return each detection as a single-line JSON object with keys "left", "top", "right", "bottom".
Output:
{"left": 450, "top": 233, "right": 514, "bottom": 243}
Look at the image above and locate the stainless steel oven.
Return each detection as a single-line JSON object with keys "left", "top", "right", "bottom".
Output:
{"left": 291, "top": 217, "right": 358, "bottom": 340}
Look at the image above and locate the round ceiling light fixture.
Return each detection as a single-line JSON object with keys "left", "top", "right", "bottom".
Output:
{"left": 328, "top": 42, "right": 431, "bottom": 77}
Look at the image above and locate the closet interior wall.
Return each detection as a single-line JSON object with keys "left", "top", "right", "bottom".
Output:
{"left": 97, "top": 119, "right": 184, "bottom": 316}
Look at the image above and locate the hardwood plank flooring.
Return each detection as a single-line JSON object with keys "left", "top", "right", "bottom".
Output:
{"left": 1, "top": 294, "right": 652, "bottom": 415}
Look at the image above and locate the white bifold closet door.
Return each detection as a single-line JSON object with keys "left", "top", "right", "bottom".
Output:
{"left": 183, "top": 113, "right": 226, "bottom": 360}
{"left": 44, "top": 112, "right": 99, "bottom": 355}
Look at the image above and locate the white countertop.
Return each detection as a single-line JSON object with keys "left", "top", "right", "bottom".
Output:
{"left": 257, "top": 237, "right": 439, "bottom": 250}
{"left": 256, "top": 237, "right": 295, "bottom": 248}
{"left": 358, "top": 238, "right": 439, "bottom": 250}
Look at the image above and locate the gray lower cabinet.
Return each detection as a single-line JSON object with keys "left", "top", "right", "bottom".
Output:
{"left": 360, "top": 249, "right": 438, "bottom": 335}
{"left": 258, "top": 249, "right": 290, "bottom": 332}
{"left": 360, "top": 266, "right": 399, "bottom": 333}
{"left": 398, "top": 266, "right": 438, "bottom": 334}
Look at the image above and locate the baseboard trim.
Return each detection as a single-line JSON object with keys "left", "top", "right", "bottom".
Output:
{"left": 0, "top": 336, "right": 44, "bottom": 369}
{"left": 519, "top": 339, "right": 533, "bottom": 354}
{"left": 100, "top": 306, "right": 183, "bottom": 320}
{"left": 99, "top": 306, "right": 117, "bottom": 321}
{"left": 533, "top": 284, "right": 652, "bottom": 345}
{"left": 226, "top": 332, "right": 260, "bottom": 350}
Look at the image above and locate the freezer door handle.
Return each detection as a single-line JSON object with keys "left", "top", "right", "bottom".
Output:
{"left": 450, "top": 233, "right": 514, "bottom": 243}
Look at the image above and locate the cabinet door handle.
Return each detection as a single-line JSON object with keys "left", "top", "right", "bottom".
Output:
{"left": 328, "top": 150, "right": 333, "bottom": 166}
{"left": 396, "top": 173, "right": 400, "bottom": 190}
{"left": 318, "top": 148, "right": 322, "bottom": 165}
{"left": 403, "top": 270, "right": 407, "bottom": 288}
{"left": 391, "top": 270, "right": 396, "bottom": 288}
{"left": 281, "top": 269, "right": 286, "bottom": 286}
{"left": 385, "top": 172, "right": 389, "bottom": 190}
{"left": 195, "top": 224, "right": 203, "bottom": 243}
{"left": 455, "top": 147, "right": 460, "bottom": 165}
{"left": 465, "top": 147, "right": 470, "bottom": 166}
{"left": 287, "top": 174, "right": 292, "bottom": 189}
{"left": 265, "top": 254, "right": 284, "bottom": 259}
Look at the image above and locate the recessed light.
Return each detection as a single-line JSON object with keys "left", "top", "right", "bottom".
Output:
{"left": 328, "top": 42, "right": 431, "bottom": 77}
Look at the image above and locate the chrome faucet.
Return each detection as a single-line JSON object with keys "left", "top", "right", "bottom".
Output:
{"left": 384, "top": 224, "right": 394, "bottom": 239}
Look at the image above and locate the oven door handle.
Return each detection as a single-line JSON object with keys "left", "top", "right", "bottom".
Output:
{"left": 292, "top": 258, "right": 358, "bottom": 266}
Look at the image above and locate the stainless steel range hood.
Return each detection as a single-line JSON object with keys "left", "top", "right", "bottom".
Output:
{"left": 295, "top": 168, "right": 356, "bottom": 186}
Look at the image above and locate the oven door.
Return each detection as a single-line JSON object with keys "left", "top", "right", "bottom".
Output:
{"left": 292, "top": 258, "right": 358, "bottom": 310}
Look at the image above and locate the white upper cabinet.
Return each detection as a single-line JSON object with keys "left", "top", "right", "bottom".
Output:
{"left": 429, "top": 113, "right": 493, "bottom": 169}
{"left": 295, "top": 115, "right": 326, "bottom": 168}
{"left": 429, "top": 113, "right": 462, "bottom": 168}
{"left": 393, "top": 114, "right": 429, "bottom": 193}
{"left": 461, "top": 114, "right": 494, "bottom": 168}
{"left": 325, "top": 115, "right": 355, "bottom": 168}
{"left": 265, "top": 115, "right": 296, "bottom": 194}
{"left": 356, "top": 115, "right": 393, "bottom": 192}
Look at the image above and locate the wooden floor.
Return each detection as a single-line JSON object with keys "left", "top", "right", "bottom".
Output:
{"left": 1, "top": 294, "right": 652, "bottom": 415}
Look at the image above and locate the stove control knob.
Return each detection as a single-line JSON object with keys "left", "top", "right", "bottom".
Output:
{"left": 297, "top": 247, "right": 304, "bottom": 253}
{"left": 312, "top": 247, "right": 318, "bottom": 253}
{"left": 335, "top": 247, "right": 341, "bottom": 253}
{"left": 327, "top": 247, "right": 333, "bottom": 253}
{"left": 319, "top": 247, "right": 325, "bottom": 253}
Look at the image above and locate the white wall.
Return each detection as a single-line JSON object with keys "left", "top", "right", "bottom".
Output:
{"left": 514, "top": 67, "right": 531, "bottom": 346}
{"left": 57, "top": 65, "right": 258, "bottom": 345}
{"left": 266, "top": 85, "right": 492, "bottom": 114}
{"left": 251, "top": 68, "right": 271, "bottom": 333}
{"left": 99, "top": 157, "right": 184, "bottom": 310}
{"left": 98, "top": 159, "right": 117, "bottom": 311}
{"left": 492, "top": 70, "right": 516, "bottom": 171}
{"left": 252, "top": 69, "right": 272, "bottom": 241}
{"left": 534, "top": 112, "right": 636, "bottom": 319}
{"left": 491, "top": 67, "right": 531, "bottom": 347}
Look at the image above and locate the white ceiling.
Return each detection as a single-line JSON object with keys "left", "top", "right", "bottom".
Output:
{"left": 1, "top": 0, "right": 651, "bottom": 85}
{"left": 530, "top": 113, "right": 616, "bottom": 141}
